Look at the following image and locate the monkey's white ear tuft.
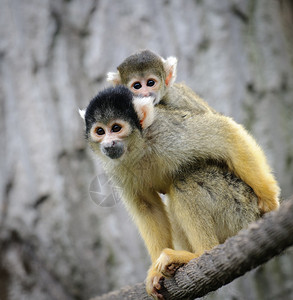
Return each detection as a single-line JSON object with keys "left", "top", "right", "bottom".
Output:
{"left": 162, "top": 56, "right": 177, "bottom": 87}
{"left": 107, "top": 71, "right": 122, "bottom": 85}
{"left": 79, "top": 108, "right": 86, "bottom": 120}
{"left": 133, "top": 96, "right": 155, "bottom": 129}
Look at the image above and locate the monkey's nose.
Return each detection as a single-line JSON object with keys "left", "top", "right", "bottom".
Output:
{"left": 102, "top": 141, "right": 124, "bottom": 159}
{"left": 139, "top": 86, "right": 150, "bottom": 97}
{"left": 138, "top": 92, "right": 150, "bottom": 97}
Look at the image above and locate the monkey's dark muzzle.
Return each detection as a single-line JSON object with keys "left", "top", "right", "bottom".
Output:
{"left": 102, "top": 141, "right": 124, "bottom": 159}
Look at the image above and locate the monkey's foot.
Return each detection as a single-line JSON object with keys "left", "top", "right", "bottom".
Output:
{"left": 258, "top": 196, "right": 280, "bottom": 214}
{"left": 254, "top": 178, "right": 280, "bottom": 214}
{"left": 146, "top": 267, "right": 165, "bottom": 300}
{"left": 154, "top": 248, "right": 199, "bottom": 278}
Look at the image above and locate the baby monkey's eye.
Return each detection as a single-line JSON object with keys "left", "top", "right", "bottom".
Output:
{"left": 96, "top": 127, "right": 105, "bottom": 135}
{"left": 112, "top": 124, "right": 122, "bottom": 132}
{"left": 132, "top": 82, "right": 142, "bottom": 90}
{"left": 147, "top": 79, "right": 156, "bottom": 87}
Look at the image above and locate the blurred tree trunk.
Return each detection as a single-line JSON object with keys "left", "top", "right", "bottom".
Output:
{"left": 0, "top": 0, "right": 292, "bottom": 300}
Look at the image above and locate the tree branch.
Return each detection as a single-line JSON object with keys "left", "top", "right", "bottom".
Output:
{"left": 90, "top": 198, "right": 293, "bottom": 300}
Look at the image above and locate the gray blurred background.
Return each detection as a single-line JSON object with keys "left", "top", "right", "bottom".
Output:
{"left": 0, "top": 0, "right": 293, "bottom": 299}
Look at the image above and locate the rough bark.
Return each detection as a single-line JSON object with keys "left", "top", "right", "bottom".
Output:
{"left": 92, "top": 198, "right": 293, "bottom": 300}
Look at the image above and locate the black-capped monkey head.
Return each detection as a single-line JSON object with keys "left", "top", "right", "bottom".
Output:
{"left": 107, "top": 50, "right": 177, "bottom": 105}
{"left": 79, "top": 86, "right": 154, "bottom": 160}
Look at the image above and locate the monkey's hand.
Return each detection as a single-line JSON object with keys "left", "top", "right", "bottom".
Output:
{"left": 146, "top": 249, "right": 200, "bottom": 299}
{"left": 146, "top": 266, "right": 165, "bottom": 300}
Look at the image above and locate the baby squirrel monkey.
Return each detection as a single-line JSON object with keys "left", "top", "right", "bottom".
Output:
{"left": 80, "top": 86, "right": 261, "bottom": 299}
{"left": 107, "top": 49, "right": 280, "bottom": 214}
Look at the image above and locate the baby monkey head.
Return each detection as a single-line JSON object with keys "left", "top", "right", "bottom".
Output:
{"left": 107, "top": 49, "right": 177, "bottom": 105}
{"left": 80, "top": 86, "right": 154, "bottom": 160}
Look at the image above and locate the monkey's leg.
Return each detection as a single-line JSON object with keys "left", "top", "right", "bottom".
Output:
{"left": 166, "top": 205, "right": 194, "bottom": 251}
{"left": 146, "top": 182, "right": 218, "bottom": 298}
{"left": 154, "top": 248, "right": 200, "bottom": 278}
{"left": 154, "top": 193, "right": 218, "bottom": 278}
{"left": 153, "top": 162, "right": 260, "bottom": 280}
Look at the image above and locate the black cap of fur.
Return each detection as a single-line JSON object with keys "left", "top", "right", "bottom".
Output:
{"left": 85, "top": 86, "right": 141, "bottom": 138}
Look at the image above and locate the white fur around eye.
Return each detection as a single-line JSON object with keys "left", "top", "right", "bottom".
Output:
{"left": 90, "top": 124, "right": 104, "bottom": 142}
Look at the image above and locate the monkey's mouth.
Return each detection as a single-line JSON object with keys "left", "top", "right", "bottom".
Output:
{"left": 136, "top": 93, "right": 158, "bottom": 105}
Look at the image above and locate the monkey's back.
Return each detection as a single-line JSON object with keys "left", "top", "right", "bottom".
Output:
{"left": 161, "top": 83, "right": 217, "bottom": 114}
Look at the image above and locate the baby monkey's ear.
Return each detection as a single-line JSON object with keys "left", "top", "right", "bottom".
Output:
{"left": 107, "top": 71, "right": 122, "bottom": 85}
{"left": 162, "top": 56, "right": 177, "bottom": 87}
{"left": 133, "top": 96, "right": 155, "bottom": 129}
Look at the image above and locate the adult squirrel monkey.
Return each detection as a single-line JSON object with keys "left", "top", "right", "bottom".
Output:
{"left": 80, "top": 86, "right": 261, "bottom": 299}
{"left": 107, "top": 49, "right": 280, "bottom": 214}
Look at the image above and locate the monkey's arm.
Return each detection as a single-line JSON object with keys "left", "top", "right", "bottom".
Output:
{"left": 123, "top": 190, "right": 173, "bottom": 262}
{"left": 124, "top": 191, "right": 174, "bottom": 298}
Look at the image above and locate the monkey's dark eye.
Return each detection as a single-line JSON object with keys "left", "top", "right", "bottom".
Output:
{"left": 133, "top": 82, "right": 142, "bottom": 90}
{"left": 112, "top": 124, "right": 122, "bottom": 133}
{"left": 147, "top": 79, "right": 156, "bottom": 87}
{"left": 96, "top": 127, "right": 105, "bottom": 135}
